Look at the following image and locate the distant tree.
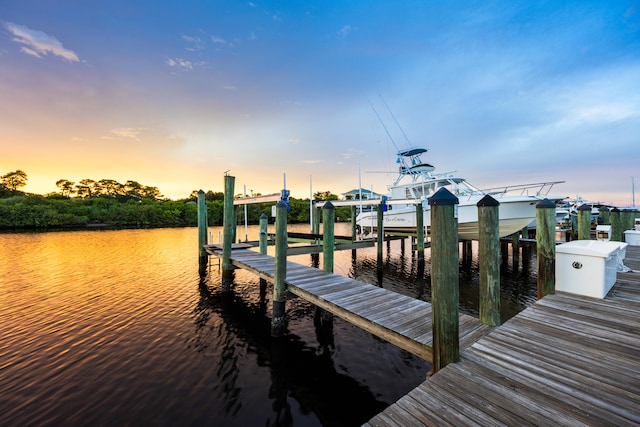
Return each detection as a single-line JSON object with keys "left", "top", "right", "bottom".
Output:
{"left": 125, "top": 180, "right": 144, "bottom": 200}
{"left": 56, "top": 179, "right": 75, "bottom": 197}
{"left": 1, "top": 170, "right": 28, "bottom": 191}
{"left": 313, "top": 191, "right": 338, "bottom": 201}
{"left": 98, "top": 179, "right": 124, "bottom": 197}
{"left": 75, "top": 179, "right": 97, "bottom": 198}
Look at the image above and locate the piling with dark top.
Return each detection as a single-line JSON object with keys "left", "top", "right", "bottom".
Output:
{"left": 428, "top": 187, "right": 460, "bottom": 372}
{"left": 416, "top": 203, "right": 425, "bottom": 260}
{"left": 323, "top": 202, "right": 335, "bottom": 272}
{"left": 377, "top": 203, "right": 384, "bottom": 262}
{"left": 272, "top": 200, "right": 288, "bottom": 337}
{"left": 577, "top": 204, "right": 592, "bottom": 240}
{"left": 599, "top": 206, "right": 610, "bottom": 225}
{"left": 536, "top": 198, "right": 556, "bottom": 298}
{"left": 222, "top": 175, "right": 236, "bottom": 292}
{"left": 477, "top": 195, "right": 501, "bottom": 326}
{"left": 611, "top": 208, "right": 622, "bottom": 242}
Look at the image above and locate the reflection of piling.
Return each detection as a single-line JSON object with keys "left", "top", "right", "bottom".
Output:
{"left": 222, "top": 175, "right": 235, "bottom": 292}
{"left": 577, "top": 204, "right": 592, "bottom": 240}
{"left": 272, "top": 200, "right": 288, "bottom": 337}
{"left": 536, "top": 198, "right": 556, "bottom": 298}
{"left": 197, "top": 189, "right": 208, "bottom": 270}
{"left": 429, "top": 188, "right": 459, "bottom": 373}
{"left": 259, "top": 213, "right": 268, "bottom": 293}
{"left": 611, "top": 208, "right": 622, "bottom": 242}
{"left": 478, "top": 195, "right": 500, "bottom": 326}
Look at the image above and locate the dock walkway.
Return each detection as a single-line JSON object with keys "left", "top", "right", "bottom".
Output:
{"left": 366, "top": 245, "right": 640, "bottom": 426}
{"left": 205, "top": 246, "right": 492, "bottom": 361}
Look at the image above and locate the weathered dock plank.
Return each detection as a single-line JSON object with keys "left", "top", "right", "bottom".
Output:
{"left": 367, "top": 245, "right": 640, "bottom": 426}
{"left": 206, "top": 247, "right": 491, "bottom": 362}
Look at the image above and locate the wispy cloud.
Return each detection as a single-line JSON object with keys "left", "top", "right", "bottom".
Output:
{"left": 105, "top": 128, "right": 148, "bottom": 141}
{"left": 4, "top": 22, "right": 80, "bottom": 62}
{"left": 337, "top": 25, "right": 352, "bottom": 38}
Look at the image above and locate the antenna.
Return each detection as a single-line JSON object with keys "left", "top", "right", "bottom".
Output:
{"left": 378, "top": 93, "right": 413, "bottom": 148}
{"left": 368, "top": 98, "right": 400, "bottom": 152}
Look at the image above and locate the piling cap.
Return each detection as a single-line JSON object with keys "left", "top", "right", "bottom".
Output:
{"left": 536, "top": 198, "right": 556, "bottom": 209}
{"left": 611, "top": 207, "right": 620, "bottom": 212}
{"left": 578, "top": 204, "right": 592, "bottom": 211}
{"left": 599, "top": 206, "right": 610, "bottom": 212}
{"left": 477, "top": 194, "right": 499, "bottom": 207}
{"left": 428, "top": 187, "right": 458, "bottom": 206}
{"left": 323, "top": 201, "right": 335, "bottom": 210}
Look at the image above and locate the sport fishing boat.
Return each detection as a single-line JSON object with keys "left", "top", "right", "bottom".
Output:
{"left": 354, "top": 147, "right": 565, "bottom": 240}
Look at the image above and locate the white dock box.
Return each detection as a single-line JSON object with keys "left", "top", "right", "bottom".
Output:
{"left": 555, "top": 240, "right": 628, "bottom": 299}
{"left": 595, "top": 225, "right": 611, "bottom": 241}
{"left": 624, "top": 229, "right": 640, "bottom": 246}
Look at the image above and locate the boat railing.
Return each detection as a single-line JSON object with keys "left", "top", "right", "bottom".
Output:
{"left": 480, "top": 180, "right": 565, "bottom": 197}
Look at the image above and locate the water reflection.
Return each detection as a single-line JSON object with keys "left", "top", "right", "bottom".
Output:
{"left": 194, "top": 269, "right": 391, "bottom": 426}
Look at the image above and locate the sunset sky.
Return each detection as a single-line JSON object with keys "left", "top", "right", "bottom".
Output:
{"left": 1, "top": 1, "right": 639, "bottom": 205}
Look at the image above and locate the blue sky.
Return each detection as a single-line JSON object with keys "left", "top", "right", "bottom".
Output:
{"left": 1, "top": 1, "right": 639, "bottom": 205}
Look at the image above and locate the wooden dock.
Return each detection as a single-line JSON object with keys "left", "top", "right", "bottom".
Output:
{"left": 205, "top": 245, "right": 492, "bottom": 361}
{"left": 365, "top": 245, "right": 640, "bottom": 426}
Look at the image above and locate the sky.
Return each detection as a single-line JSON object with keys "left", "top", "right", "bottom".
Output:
{"left": 1, "top": 1, "right": 639, "bottom": 206}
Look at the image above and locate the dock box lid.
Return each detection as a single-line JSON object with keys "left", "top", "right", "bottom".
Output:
{"left": 555, "top": 240, "right": 628, "bottom": 257}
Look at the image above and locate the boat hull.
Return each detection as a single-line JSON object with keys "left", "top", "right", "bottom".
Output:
{"left": 356, "top": 196, "right": 539, "bottom": 240}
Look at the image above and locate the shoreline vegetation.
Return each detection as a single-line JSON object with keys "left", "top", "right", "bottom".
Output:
{"left": 0, "top": 170, "right": 350, "bottom": 231}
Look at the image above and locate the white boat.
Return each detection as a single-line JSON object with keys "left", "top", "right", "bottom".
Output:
{"left": 353, "top": 147, "right": 565, "bottom": 241}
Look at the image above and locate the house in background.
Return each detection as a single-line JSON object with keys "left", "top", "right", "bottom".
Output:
{"left": 342, "top": 188, "right": 383, "bottom": 200}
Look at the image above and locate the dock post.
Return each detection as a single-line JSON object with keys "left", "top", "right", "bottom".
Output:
{"left": 197, "top": 189, "right": 208, "bottom": 269}
{"left": 599, "top": 206, "right": 610, "bottom": 225}
{"left": 259, "top": 213, "right": 268, "bottom": 255}
{"left": 377, "top": 203, "right": 384, "bottom": 263}
{"left": 611, "top": 208, "right": 622, "bottom": 241}
{"left": 428, "top": 188, "right": 460, "bottom": 372}
{"left": 222, "top": 174, "right": 235, "bottom": 292}
{"left": 536, "top": 198, "right": 556, "bottom": 298}
{"left": 577, "top": 204, "right": 592, "bottom": 240}
{"left": 416, "top": 203, "right": 424, "bottom": 261}
{"left": 478, "top": 195, "right": 501, "bottom": 326}
{"left": 323, "top": 202, "right": 335, "bottom": 272}
{"left": 313, "top": 206, "right": 321, "bottom": 235}
{"left": 272, "top": 200, "right": 288, "bottom": 337}
{"left": 351, "top": 206, "right": 357, "bottom": 241}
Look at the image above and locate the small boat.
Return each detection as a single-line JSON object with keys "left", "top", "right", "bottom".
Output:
{"left": 354, "top": 147, "right": 565, "bottom": 240}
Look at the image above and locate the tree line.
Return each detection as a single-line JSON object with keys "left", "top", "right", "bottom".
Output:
{"left": 0, "top": 170, "right": 349, "bottom": 230}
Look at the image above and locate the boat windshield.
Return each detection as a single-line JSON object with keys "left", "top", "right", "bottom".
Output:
{"left": 409, "top": 177, "right": 482, "bottom": 199}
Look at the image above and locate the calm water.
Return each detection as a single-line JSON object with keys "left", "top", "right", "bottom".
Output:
{"left": 0, "top": 224, "right": 538, "bottom": 426}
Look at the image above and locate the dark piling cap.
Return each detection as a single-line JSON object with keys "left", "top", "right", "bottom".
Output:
{"left": 323, "top": 201, "right": 335, "bottom": 210}
{"left": 477, "top": 194, "right": 499, "bottom": 207}
{"left": 599, "top": 206, "right": 609, "bottom": 212}
{"left": 536, "top": 198, "right": 556, "bottom": 209}
{"left": 611, "top": 207, "right": 620, "bottom": 213}
{"left": 428, "top": 187, "right": 458, "bottom": 206}
{"left": 578, "top": 204, "right": 592, "bottom": 212}
{"left": 260, "top": 213, "right": 267, "bottom": 219}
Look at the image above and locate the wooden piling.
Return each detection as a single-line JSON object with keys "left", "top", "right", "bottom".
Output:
{"left": 477, "top": 195, "right": 500, "bottom": 326}
{"left": 428, "top": 187, "right": 460, "bottom": 372}
{"left": 259, "top": 213, "right": 268, "bottom": 255}
{"left": 599, "top": 206, "right": 610, "bottom": 225}
{"left": 197, "top": 189, "right": 208, "bottom": 259}
{"left": 222, "top": 175, "right": 235, "bottom": 291}
{"left": 377, "top": 203, "right": 384, "bottom": 262}
{"left": 577, "top": 203, "right": 592, "bottom": 240}
{"left": 323, "top": 202, "right": 335, "bottom": 273}
{"left": 611, "top": 207, "right": 622, "bottom": 242}
{"left": 272, "top": 200, "right": 288, "bottom": 337}
{"left": 536, "top": 198, "right": 556, "bottom": 298}
{"left": 351, "top": 206, "right": 357, "bottom": 241}
{"left": 416, "top": 203, "right": 425, "bottom": 261}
